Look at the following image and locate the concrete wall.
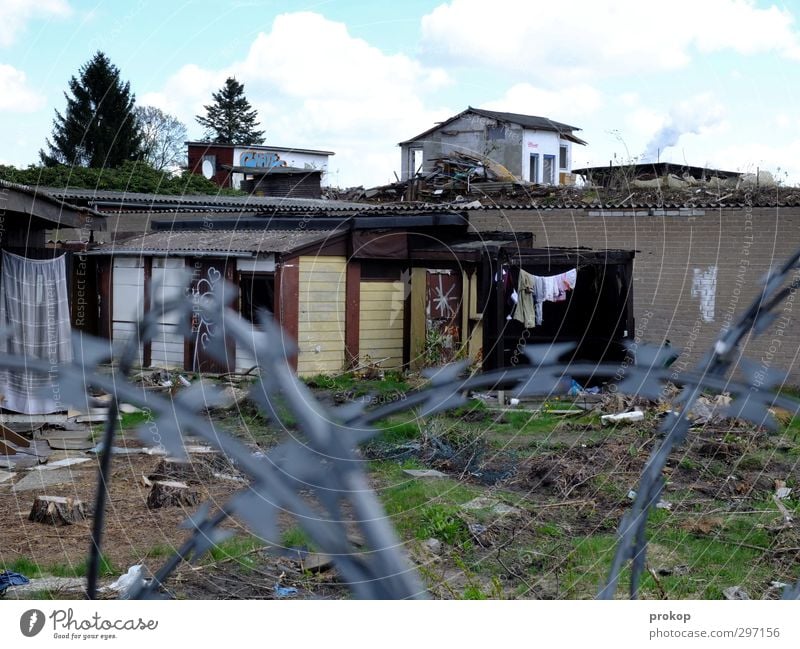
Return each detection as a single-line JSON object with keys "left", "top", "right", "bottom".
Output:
{"left": 469, "top": 205, "right": 800, "bottom": 383}
{"left": 521, "top": 130, "right": 570, "bottom": 183}
{"left": 401, "top": 113, "right": 524, "bottom": 181}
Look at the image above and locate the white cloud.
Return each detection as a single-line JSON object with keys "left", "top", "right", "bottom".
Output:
{"left": 421, "top": 0, "right": 800, "bottom": 81}
{"left": 0, "top": 0, "right": 71, "bottom": 47}
{"left": 0, "top": 64, "right": 45, "bottom": 111}
{"left": 481, "top": 83, "right": 603, "bottom": 123}
{"left": 143, "top": 12, "right": 453, "bottom": 187}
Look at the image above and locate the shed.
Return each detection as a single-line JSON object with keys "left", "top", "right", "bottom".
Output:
{"left": 0, "top": 181, "right": 106, "bottom": 413}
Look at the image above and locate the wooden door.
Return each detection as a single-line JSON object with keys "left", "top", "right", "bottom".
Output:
{"left": 187, "top": 258, "right": 235, "bottom": 373}
{"left": 425, "top": 269, "right": 462, "bottom": 364}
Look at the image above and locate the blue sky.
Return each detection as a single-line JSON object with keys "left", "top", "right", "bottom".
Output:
{"left": 1, "top": 0, "right": 800, "bottom": 187}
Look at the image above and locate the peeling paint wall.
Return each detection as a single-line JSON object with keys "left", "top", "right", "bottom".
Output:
{"left": 692, "top": 265, "right": 718, "bottom": 323}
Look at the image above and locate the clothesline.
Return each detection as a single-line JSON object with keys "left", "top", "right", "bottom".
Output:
{"left": 510, "top": 267, "right": 577, "bottom": 329}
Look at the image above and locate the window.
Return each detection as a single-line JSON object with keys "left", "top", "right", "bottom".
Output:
{"left": 529, "top": 154, "right": 539, "bottom": 183}
{"left": 543, "top": 154, "right": 556, "bottom": 185}
{"left": 239, "top": 273, "right": 275, "bottom": 323}
{"left": 559, "top": 145, "right": 568, "bottom": 170}
{"left": 487, "top": 125, "right": 505, "bottom": 140}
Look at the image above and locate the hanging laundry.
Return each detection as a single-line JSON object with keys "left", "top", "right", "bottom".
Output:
{"left": 524, "top": 268, "right": 579, "bottom": 327}
{"left": 512, "top": 269, "right": 537, "bottom": 328}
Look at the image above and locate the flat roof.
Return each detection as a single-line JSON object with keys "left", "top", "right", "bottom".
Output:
{"left": 185, "top": 141, "right": 335, "bottom": 156}
{"left": 88, "top": 228, "right": 336, "bottom": 256}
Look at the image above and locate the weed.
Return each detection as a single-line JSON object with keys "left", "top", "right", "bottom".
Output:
{"left": 418, "top": 504, "right": 469, "bottom": 545}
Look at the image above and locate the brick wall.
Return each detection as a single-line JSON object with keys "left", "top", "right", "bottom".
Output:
{"left": 469, "top": 205, "right": 800, "bottom": 384}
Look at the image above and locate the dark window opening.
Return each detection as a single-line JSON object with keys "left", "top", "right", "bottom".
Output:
{"left": 361, "top": 261, "right": 405, "bottom": 281}
{"left": 240, "top": 273, "right": 275, "bottom": 323}
{"left": 559, "top": 145, "right": 568, "bottom": 170}
{"left": 529, "top": 154, "right": 539, "bottom": 183}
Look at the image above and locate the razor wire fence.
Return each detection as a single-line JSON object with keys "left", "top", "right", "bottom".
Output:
{"left": 2, "top": 249, "right": 800, "bottom": 600}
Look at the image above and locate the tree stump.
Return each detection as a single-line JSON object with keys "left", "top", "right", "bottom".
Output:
{"left": 29, "top": 496, "right": 86, "bottom": 525}
{"left": 146, "top": 480, "right": 201, "bottom": 509}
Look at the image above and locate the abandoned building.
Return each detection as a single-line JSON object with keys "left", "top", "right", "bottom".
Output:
{"left": 399, "top": 107, "right": 586, "bottom": 185}
{"left": 186, "top": 141, "right": 334, "bottom": 193}
{"left": 0, "top": 181, "right": 106, "bottom": 414}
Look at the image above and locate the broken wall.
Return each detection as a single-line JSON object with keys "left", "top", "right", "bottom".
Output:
{"left": 401, "top": 113, "right": 524, "bottom": 181}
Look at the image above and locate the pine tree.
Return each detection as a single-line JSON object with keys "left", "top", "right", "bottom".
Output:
{"left": 195, "top": 77, "right": 265, "bottom": 145}
{"left": 40, "top": 51, "right": 142, "bottom": 168}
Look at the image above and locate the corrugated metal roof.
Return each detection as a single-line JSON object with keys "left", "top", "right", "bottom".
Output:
{"left": 42, "top": 188, "right": 362, "bottom": 210}
{"left": 90, "top": 228, "right": 336, "bottom": 255}
{"left": 185, "top": 141, "right": 335, "bottom": 156}
{"left": 0, "top": 179, "right": 107, "bottom": 224}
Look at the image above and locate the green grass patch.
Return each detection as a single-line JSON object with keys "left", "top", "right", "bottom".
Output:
{"left": 207, "top": 535, "right": 264, "bottom": 572}
{"left": 281, "top": 526, "right": 314, "bottom": 551}
{"left": 5, "top": 554, "right": 117, "bottom": 579}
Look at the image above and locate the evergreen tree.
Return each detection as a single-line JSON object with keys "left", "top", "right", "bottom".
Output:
{"left": 195, "top": 77, "right": 265, "bottom": 144}
{"left": 40, "top": 51, "right": 142, "bottom": 168}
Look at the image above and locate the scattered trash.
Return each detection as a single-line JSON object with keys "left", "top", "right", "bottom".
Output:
{"left": 723, "top": 586, "right": 750, "bottom": 600}
{"left": 774, "top": 480, "right": 792, "bottom": 500}
{"left": 421, "top": 538, "right": 443, "bottom": 556}
{"left": 468, "top": 523, "right": 488, "bottom": 539}
{"left": 28, "top": 457, "right": 91, "bottom": 471}
{"left": 627, "top": 490, "right": 637, "bottom": 500}
{"left": 403, "top": 469, "right": 448, "bottom": 479}
{"left": 107, "top": 565, "right": 146, "bottom": 599}
{"left": 119, "top": 403, "right": 142, "bottom": 414}
{"left": 0, "top": 570, "right": 30, "bottom": 595}
{"left": 655, "top": 500, "right": 672, "bottom": 510}
{"left": 273, "top": 583, "right": 298, "bottom": 598}
{"left": 509, "top": 397, "right": 521, "bottom": 406}
{"left": 656, "top": 565, "right": 689, "bottom": 577}
{"left": 601, "top": 410, "right": 644, "bottom": 426}
{"left": 178, "top": 375, "right": 192, "bottom": 388}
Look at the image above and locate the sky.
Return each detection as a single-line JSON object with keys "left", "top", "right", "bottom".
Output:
{"left": 1, "top": 0, "right": 800, "bottom": 188}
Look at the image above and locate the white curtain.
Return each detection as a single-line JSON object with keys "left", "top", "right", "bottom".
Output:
{"left": 0, "top": 251, "right": 73, "bottom": 414}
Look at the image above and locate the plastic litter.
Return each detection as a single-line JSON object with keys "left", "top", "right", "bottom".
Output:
{"left": 601, "top": 410, "right": 644, "bottom": 426}
{"left": 107, "top": 564, "right": 146, "bottom": 599}
{"left": 0, "top": 570, "right": 30, "bottom": 595}
{"left": 273, "top": 583, "right": 298, "bottom": 598}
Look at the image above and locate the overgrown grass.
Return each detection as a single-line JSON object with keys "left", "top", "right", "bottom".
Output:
{"left": 372, "top": 461, "right": 478, "bottom": 546}
{"left": 206, "top": 535, "right": 264, "bottom": 572}
{"left": 4, "top": 554, "right": 117, "bottom": 579}
{"left": 304, "top": 371, "right": 410, "bottom": 399}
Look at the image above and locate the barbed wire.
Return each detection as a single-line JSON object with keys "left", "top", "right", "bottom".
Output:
{"left": 2, "top": 251, "right": 800, "bottom": 599}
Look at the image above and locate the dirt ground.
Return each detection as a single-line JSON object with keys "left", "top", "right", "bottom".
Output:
{"left": 2, "top": 392, "right": 799, "bottom": 600}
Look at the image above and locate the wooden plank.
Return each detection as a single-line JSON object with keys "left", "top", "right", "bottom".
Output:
{"left": 345, "top": 260, "right": 360, "bottom": 367}
{"left": 0, "top": 440, "right": 17, "bottom": 455}
{"left": 409, "top": 268, "right": 427, "bottom": 370}
{"left": 0, "top": 424, "right": 30, "bottom": 448}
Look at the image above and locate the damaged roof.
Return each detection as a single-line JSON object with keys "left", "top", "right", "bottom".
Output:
{"left": 400, "top": 106, "right": 587, "bottom": 146}
{"left": 0, "top": 179, "right": 106, "bottom": 229}
{"left": 42, "top": 188, "right": 362, "bottom": 211}
{"left": 88, "top": 228, "right": 337, "bottom": 257}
